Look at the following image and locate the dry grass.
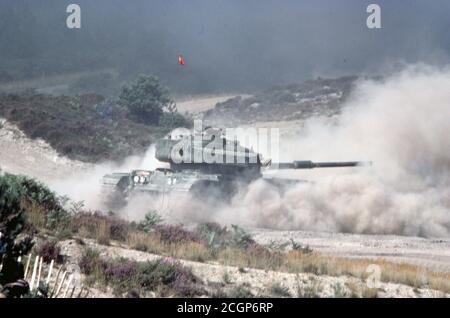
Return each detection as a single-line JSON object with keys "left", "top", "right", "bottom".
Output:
{"left": 96, "top": 220, "right": 111, "bottom": 246}
{"left": 282, "top": 251, "right": 450, "bottom": 294}
{"left": 126, "top": 231, "right": 212, "bottom": 263}
{"left": 214, "top": 249, "right": 450, "bottom": 294}
{"left": 24, "top": 202, "right": 450, "bottom": 295}
{"left": 24, "top": 200, "right": 47, "bottom": 230}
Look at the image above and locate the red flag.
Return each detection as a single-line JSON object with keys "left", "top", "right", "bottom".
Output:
{"left": 178, "top": 54, "right": 186, "bottom": 66}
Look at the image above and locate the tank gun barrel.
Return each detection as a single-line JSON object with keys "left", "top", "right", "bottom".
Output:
{"left": 274, "top": 160, "right": 371, "bottom": 169}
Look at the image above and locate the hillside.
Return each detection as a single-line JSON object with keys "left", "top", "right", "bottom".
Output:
{"left": 203, "top": 76, "right": 358, "bottom": 126}
{"left": 0, "top": 93, "right": 170, "bottom": 163}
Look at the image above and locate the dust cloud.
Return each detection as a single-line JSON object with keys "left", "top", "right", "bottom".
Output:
{"left": 218, "top": 65, "right": 450, "bottom": 237}
{"left": 52, "top": 65, "right": 450, "bottom": 238}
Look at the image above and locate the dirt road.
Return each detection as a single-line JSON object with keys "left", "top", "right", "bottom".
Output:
{"left": 176, "top": 94, "right": 238, "bottom": 113}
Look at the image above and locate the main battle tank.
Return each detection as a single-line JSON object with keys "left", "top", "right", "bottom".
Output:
{"left": 102, "top": 127, "right": 369, "bottom": 207}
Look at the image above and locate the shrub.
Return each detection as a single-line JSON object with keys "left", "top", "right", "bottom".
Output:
{"left": 119, "top": 75, "right": 175, "bottom": 125}
{"left": 154, "top": 224, "right": 201, "bottom": 244}
{"left": 137, "top": 258, "right": 202, "bottom": 297}
{"left": 138, "top": 211, "right": 163, "bottom": 233}
{"left": 4, "top": 174, "right": 72, "bottom": 235}
{"left": 195, "top": 223, "right": 256, "bottom": 250}
{"left": 78, "top": 248, "right": 107, "bottom": 276}
{"left": 80, "top": 252, "right": 203, "bottom": 297}
{"left": 71, "top": 212, "right": 130, "bottom": 242}
{"left": 36, "top": 240, "right": 61, "bottom": 263}
{"left": 0, "top": 175, "right": 34, "bottom": 296}
{"left": 104, "top": 259, "right": 139, "bottom": 293}
{"left": 230, "top": 225, "right": 255, "bottom": 249}
{"left": 195, "top": 222, "right": 228, "bottom": 247}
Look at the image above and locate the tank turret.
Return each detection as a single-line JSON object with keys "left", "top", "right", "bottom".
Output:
{"left": 154, "top": 129, "right": 369, "bottom": 181}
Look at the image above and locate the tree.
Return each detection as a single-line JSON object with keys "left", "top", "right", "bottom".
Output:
{"left": 119, "top": 75, "right": 175, "bottom": 125}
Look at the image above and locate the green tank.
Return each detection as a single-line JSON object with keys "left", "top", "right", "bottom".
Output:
{"left": 101, "top": 127, "right": 370, "bottom": 207}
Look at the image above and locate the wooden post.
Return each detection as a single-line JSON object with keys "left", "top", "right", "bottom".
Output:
{"left": 63, "top": 274, "right": 74, "bottom": 298}
{"left": 29, "top": 256, "right": 39, "bottom": 291}
{"left": 50, "top": 266, "right": 62, "bottom": 298}
{"left": 24, "top": 254, "right": 32, "bottom": 279}
{"left": 37, "top": 256, "right": 43, "bottom": 288}
{"left": 46, "top": 259, "right": 54, "bottom": 285}
{"left": 54, "top": 271, "right": 67, "bottom": 298}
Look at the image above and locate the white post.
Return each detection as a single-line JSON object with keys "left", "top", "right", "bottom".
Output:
{"left": 24, "top": 254, "right": 32, "bottom": 279}
{"left": 50, "top": 266, "right": 62, "bottom": 298}
{"left": 29, "top": 256, "right": 39, "bottom": 291}
{"left": 54, "top": 271, "right": 67, "bottom": 298}
{"left": 46, "top": 259, "right": 54, "bottom": 285}
{"left": 37, "top": 257, "right": 43, "bottom": 288}
{"left": 63, "top": 274, "right": 74, "bottom": 298}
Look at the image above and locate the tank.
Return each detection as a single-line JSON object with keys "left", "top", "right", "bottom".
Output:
{"left": 101, "top": 127, "right": 370, "bottom": 207}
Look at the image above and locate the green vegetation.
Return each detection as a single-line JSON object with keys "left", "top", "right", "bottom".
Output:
{"left": 0, "top": 174, "right": 34, "bottom": 297}
{"left": 138, "top": 210, "right": 164, "bottom": 233}
{"left": 119, "top": 75, "right": 175, "bottom": 125}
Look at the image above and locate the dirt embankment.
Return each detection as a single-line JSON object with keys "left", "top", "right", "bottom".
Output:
{"left": 0, "top": 118, "right": 89, "bottom": 181}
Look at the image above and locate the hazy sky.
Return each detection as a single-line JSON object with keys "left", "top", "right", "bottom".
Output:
{"left": 1, "top": 0, "right": 450, "bottom": 92}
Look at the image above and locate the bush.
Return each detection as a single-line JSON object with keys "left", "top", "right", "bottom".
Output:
{"left": 71, "top": 212, "right": 130, "bottom": 242}
{"left": 119, "top": 75, "right": 175, "bottom": 125}
{"left": 79, "top": 248, "right": 107, "bottom": 276}
{"left": 2, "top": 174, "right": 71, "bottom": 235}
{"left": 155, "top": 224, "right": 201, "bottom": 244}
{"left": 104, "top": 259, "right": 139, "bottom": 292}
{"left": 195, "top": 223, "right": 256, "bottom": 250}
{"left": 138, "top": 211, "right": 163, "bottom": 233}
{"left": 79, "top": 251, "right": 203, "bottom": 297}
{"left": 36, "top": 240, "right": 61, "bottom": 263}
{"left": 137, "top": 258, "right": 202, "bottom": 297}
{"left": 0, "top": 175, "right": 34, "bottom": 296}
